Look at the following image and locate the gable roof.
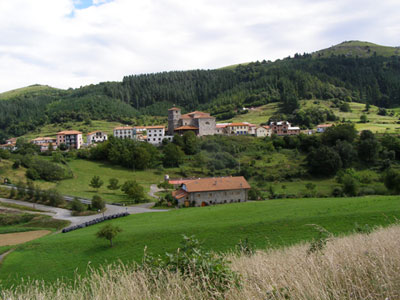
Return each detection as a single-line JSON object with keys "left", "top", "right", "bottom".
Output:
{"left": 57, "top": 130, "right": 82, "bottom": 135}
{"left": 317, "top": 124, "right": 333, "bottom": 128}
{"left": 183, "top": 176, "right": 250, "bottom": 193}
{"left": 181, "top": 111, "right": 212, "bottom": 119}
{"left": 227, "top": 122, "right": 249, "bottom": 127}
{"left": 146, "top": 125, "right": 165, "bottom": 129}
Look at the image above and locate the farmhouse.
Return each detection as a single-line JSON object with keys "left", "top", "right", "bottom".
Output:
{"left": 226, "top": 123, "right": 249, "bottom": 135}
{"left": 87, "top": 131, "right": 108, "bottom": 144}
{"left": 172, "top": 176, "right": 251, "bottom": 207}
{"left": 0, "top": 138, "right": 17, "bottom": 151}
{"left": 168, "top": 107, "right": 216, "bottom": 136}
{"left": 270, "top": 121, "right": 300, "bottom": 136}
{"left": 56, "top": 130, "right": 83, "bottom": 149}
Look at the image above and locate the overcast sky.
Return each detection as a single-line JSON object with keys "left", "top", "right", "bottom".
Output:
{"left": 0, "top": 0, "right": 399, "bottom": 92}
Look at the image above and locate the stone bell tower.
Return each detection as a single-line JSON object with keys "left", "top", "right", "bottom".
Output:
{"left": 168, "top": 107, "right": 181, "bottom": 135}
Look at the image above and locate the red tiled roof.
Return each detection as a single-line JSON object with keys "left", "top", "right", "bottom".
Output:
{"left": 172, "top": 190, "right": 188, "bottom": 199}
{"left": 174, "top": 126, "right": 199, "bottom": 130}
{"left": 216, "top": 124, "right": 228, "bottom": 128}
{"left": 169, "top": 179, "right": 197, "bottom": 185}
{"left": 168, "top": 107, "right": 181, "bottom": 111}
{"left": 227, "top": 123, "right": 249, "bottom": 127}
{"left": 57, "top": 130, "right": 82, "bottom": 135}
{"left": 181, "top": 111, "right": 212, "bottom": 119}
{"left": 31, "top": 137, "right": 55, "bottom": 141}
{"left": 146, "top": 126, "right": 165, "bottom": 129}
{"left": 87, "top": 131, "right": 103, "bottom": 135}
{"left": 317, "top": 124, "right": 333, "bottom": 128}
{"left": 183, "top": 176, "right": 250, "bottom": 193}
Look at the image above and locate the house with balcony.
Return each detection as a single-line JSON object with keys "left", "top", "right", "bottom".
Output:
{"left": 56, "top": 130, "right": 83, "bottom": 149}
{"left": 87, "top": 131, "right": 108, "bottom": 144}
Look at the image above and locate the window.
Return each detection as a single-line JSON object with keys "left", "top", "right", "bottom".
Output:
{"left": 209, "top": 193, "right": 212, "bottom": 197}
{"left": 205, "top": 121, "right": 210, "bottom": 125}
{"left": 197, "top": 194, "right": 201, "bottom": 197}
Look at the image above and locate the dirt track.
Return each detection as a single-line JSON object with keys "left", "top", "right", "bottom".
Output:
{"left": 0, "top": 230, "right": 51, "bottom": 246}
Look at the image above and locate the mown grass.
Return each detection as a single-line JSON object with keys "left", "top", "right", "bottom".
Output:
{"left": 0, "top": 195, "right": 398, "bottom": 287}
{"left": 228, "top": 100, "right": 400, "bottom": 133}
{"left": 55, "top": 159, "right": 164, "bottom": 203}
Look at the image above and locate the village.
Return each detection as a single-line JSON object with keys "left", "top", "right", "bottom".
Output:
{"left": 1, "top": 107, "right": 333, "bottom": 152}
{"left": 0, "top": 107, "right": 335, "bottom": 208}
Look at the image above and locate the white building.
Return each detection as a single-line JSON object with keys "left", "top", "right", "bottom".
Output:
{"left": 146, "top": 126, "right": 173, "bottom": 145}
{"left": 87, "top": 131, "right": 108, "bottom": 144}
{"left": 113, "top": 127, "right": 134, "bottom": 139}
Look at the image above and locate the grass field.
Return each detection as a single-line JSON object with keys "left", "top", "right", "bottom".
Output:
{"left": 0, "top": 195, "right": 398, "bottom": 287}
{"left": 0, "top": 85, "right": 59, "bottom": 101}
{"left": 21, "top": 120, "right": 125, "bottom": 140}
{"left": 0, "top": 210, "right": 69, "bottom": 234}
{"left": 55, "top": 159, "right": 165, "bottom": 203}
{"left": 228, "top": 100, "right": 400, "bottom": 133}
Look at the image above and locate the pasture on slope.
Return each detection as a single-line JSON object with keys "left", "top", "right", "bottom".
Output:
{"left": 227, "top": 100, "right": 400, "bottom": 133}
{"left": 0, "top": 195, "right": 399, "bottom": 287}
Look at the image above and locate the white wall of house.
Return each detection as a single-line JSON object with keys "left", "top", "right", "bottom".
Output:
{"left": 113, "top": 128, "right": 133, "bottom": 139}
{"left": 178, "top": 189, "right": 248, "bottom": 207}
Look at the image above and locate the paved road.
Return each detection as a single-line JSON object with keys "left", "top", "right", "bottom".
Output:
{"left": 0, "top": 197, "right": 168, "bottom": 227}
{"left": 148, "top": 184, "right": 163, "bottom": 199}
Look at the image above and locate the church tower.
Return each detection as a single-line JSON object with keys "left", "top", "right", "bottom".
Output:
{"left": 168, "top": 107, "right": 181, "bottom": 135}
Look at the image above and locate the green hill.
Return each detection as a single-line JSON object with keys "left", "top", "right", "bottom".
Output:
{"left": 0, "top": 85, "right": 60, "bottom": 101}
{"left": 313, "top": 40, "right": 400, "bottom": 58}
{"left": 0, "top": 195, "right": 399, "bottom": 287}
{"left": 1, "top": 41, "right": 400, "bottom": 141}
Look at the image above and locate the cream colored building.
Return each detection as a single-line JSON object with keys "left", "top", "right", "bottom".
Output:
{"left": 172, "top": 176, "right": 251, "bottom": 207}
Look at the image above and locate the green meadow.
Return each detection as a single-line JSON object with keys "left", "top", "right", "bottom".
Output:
{"left": 0, "top": 195, "right": 399, "bottom": 287}
{"left": 228, "top": 100, "right": 400, "bottom": 133}
{"left": 54, "top": 159, "right": 164, "bottom": 202}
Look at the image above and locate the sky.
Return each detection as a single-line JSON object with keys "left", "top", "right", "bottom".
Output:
{"left": 0, "top": 0, "right": 399, "bottom": 93}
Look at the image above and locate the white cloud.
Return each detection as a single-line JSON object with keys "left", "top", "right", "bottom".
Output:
{"left": 0, "top": 0, "right": 399, "bottom": 92}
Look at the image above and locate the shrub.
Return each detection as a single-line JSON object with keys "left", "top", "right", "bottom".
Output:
{"left": 47, "top": 189, "right": 65, "bottom": 207}
{"left": 71, "top": 197, "right": 86, "bottom": 212}
{"left": 26, "top": 168, "right": 40, "bottom": 180}
{"left": 92, "top": 195, "right": 106, "bottom": 210}
{"left": 143, "top": 235, "right": 240, "bottom": 294}
{"left": 236, "top": 238, "right": 255, "bottom": 256}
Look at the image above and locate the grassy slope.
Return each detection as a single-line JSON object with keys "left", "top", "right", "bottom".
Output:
{"left": 0, "top": 195, "right": 399, "bottom": 286}
{"left": 313, "top": 41, "right": 400, "bottom": 58}
{"left": 21, "top": 120, "right": 125, "bottom": 140}
{"left": 227, "top": 100, "right": 400, "bottom": 133}
{"left": 0, "top": 85, "right": 58, "bottom": 101}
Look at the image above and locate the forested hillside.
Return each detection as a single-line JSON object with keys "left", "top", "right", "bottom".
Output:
{"left": 1, "top": 41, "right": 399, "bottom": 141}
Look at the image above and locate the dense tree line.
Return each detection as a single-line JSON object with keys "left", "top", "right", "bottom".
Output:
{"left": 1, "top": 54, "right": 400, "bottom": 141}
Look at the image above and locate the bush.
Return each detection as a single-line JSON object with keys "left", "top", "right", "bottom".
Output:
{"left": 47, "top": 189, "right": 65, "bottom": 207}
{"left": 26, "top": 168, "right": 40, "bottom": 180}
{"left": 92, "top": 195, "right": 106, "bottom": 210}
{"left": 143, "top": 235, "right": 239, "bottom": 294}
{"left": 71, "top": 197, "right": 86, "bottom": 212}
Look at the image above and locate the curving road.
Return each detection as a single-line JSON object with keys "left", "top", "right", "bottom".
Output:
{"left": 0, "top": 197, "right": 168, "bottom": 227}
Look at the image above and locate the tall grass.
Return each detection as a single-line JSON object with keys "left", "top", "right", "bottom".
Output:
{"left": 2, "top": 225, "right": 400, "bottom": 299}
